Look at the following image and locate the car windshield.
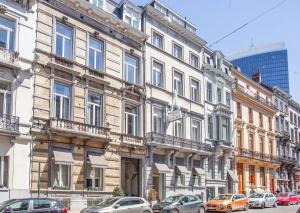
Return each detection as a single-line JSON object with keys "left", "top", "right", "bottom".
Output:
{"left": 276, "top": 193, "right": 288, "bottom": 197}
{"left": 249, "top": 194, "right": 264, "bottom": 198}
{"left": 214, "top": 195, "right": 232, "bottom": 200}
{"left": 96, "top": 198, "right": 119, "bottom": 208}
{"left": 0, "top": 200, "right": 16, "bottom": 211}
{"left": 162, "top": 196, "right": 182, "bottom": 203}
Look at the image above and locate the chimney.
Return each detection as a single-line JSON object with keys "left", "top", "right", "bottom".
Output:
{"left": 252, "top": 71, "right": 261, "bottom": 83}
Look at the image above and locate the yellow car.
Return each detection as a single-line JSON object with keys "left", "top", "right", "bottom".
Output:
{"left": 206, "top": 194, "right": 249, "bottom": 212}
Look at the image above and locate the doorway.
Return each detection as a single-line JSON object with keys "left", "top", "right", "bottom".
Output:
{"left": 121, "top": 157, "right": 141, "bottom": 196}
{"left": 153, "top": 173, "right": 166, "bottom": 201}
{"left": 237, "top": 163, "right": 244, "bottom": 194}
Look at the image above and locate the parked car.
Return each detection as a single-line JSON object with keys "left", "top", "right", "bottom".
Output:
{"left": 205, "top": 194, "right": 249, "bottom": 212}
{"left": 0, "top": 198, "right": 67, "bottom": 213}
{"left": 276, "top": 192, "right": 299, "bottom": 205}
{"left": 80, "top": 197, "right": 153, "bottom": 213}
{"left": 295, "top": 190, "right": 300, "bottom": 200}
{"left": 248, "top": 192, "right": 277, "bottom": 208}
{"left": 152, "top": 194, "right": 205, "bottom": 213}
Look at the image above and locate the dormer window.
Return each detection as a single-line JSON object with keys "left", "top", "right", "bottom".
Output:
{"left": 90, "top": 0, "right": 105, "bottom": 10}
{"left": 154, "top": 2, "right": 167, "bottom": 15}
{"left": 123, "top": 6, "right": 140, "bottom": 30}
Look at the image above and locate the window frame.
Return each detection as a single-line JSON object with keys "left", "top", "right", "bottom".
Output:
{"left": 0, "top": 81, "right": 11, "bottom": 115}
{"left": 87, "top": 92, "right": 103, "bottom": 126}
{"left": 89, "top": 0, "right": 105, "bottom": 10}
{"left": 0, "top": 16, "right": 16, "bottom": 50}
{"left": 124, "top": 104, "right": 138, "bottom": 136}
{"left": 190, "top": 52, "right": 199, "bottom": 68}
{"left": 152, "top": 59, "right": 164, "bottom": 88}
{"left": 85, "top": 162, "right": 104, "bottom": 191}
{"left": 152, "top": 30, "right": 164, "bottom": 49}
{"left": 190, "top": 78, "right": 200, "bottom": 103}
{"left": 172, "top": 42, "right": 183, "bottom": 60}
{"left": 0, "top": 156, "right": 9, "bottom": 188}
{"left": 55, "top": 21, "right": 73, "bottom": 60}
{"left": 173, "top": 119, "right": 184, "bottom": 138}
{"left": 152, "top": 105, "right": 164, "bottom": 133}
{"left": 173, "top": 70, "right": 184, "bottom": 96}
{"left": 206, "top": 81, "right": 213, "bottom": 102}
{"left": 191, "top": 119, "right": 202, "bottom": 142}
{"left": 88, "top": 36, "right": 105, "bottom": 71}
{"left": 124, "top": 53, "right": 139, "bottom": 84}
{"left": 51, "top": 161, "right": 71, "bottom": 190}
{"left": 53, "top": 82, "right": 71, "bottom": 120}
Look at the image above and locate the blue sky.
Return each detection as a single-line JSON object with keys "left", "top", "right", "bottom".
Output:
{"left": 129, "top": 0, "right": 300, "bottom": 102}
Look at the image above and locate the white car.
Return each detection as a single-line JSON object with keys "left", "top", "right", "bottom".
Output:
{"left": 248, "top": 193, "right": 277, "bottom": 208}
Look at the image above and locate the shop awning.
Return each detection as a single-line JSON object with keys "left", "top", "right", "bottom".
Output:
{"left": 88, "top": 153, "right": 107, "bottom": 168}
{"left": 193, "top": 168, "right": 205, "bottom": 176}
{"left": 176, "top": 165, "right": 190, "bottom": 175}
{"left": 53, "top": 149, "right": 74, "bottom": 165}
{"left": 227, "top": 170, "right": 239, "bottom": 182}
{"left": 153, "top": 163, "right": 171, "bottom": 173}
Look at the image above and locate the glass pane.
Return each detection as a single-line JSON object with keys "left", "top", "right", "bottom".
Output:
{"left": 126, "top": 65, "right": 135, "bottom": 83}
{"left": 54, "top": 96, "right": 61, "bottom": 118}
{"left": 127, "top": 114, "right": 134, "bottom": 135}
{"left": 88, "top": 104, "right": 93, "bottom": 125}
{"left": 89, "top": 48, "right": 95, "bottom": 68}
{"left": 0, "top": 29, "right": 7, "bottom": 48}
{"left": 55, "top": 35, "right": 63, "bottom": 56}
{"left": 5, "top": 93, "right": 11, "bottom": 115}
{"left": 95, "top": 105, "right": 101, "bottom": 126}
{"left": 96, "top": 51, "right": 103, "bottom": 70}
{"left": 64, "top": 38, "right": 72, "bottom": 59}
{"left": 62, "top": 97, "right": 70, "bottom": 120}
{"left": 54, "top": 83, "right": 70, "bottom": 96}
{"left": 56, "top": 23, "right": 72, "bottom": 37}
{"left": 88, "top": 93, "right": 101, "bottom": 104}
{"left": 0, "top": 93, "right": 4, "bottom": 114}
{"left": 60, "top": 165, "right": 69, "bottom": 187}
{"left": 9, "top": 31, "right": 14, "bottom": 50}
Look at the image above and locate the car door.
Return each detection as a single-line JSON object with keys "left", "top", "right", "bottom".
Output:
{"left": 4, "top": 199, "right": 30, "bottom": 213}
{"left": 113, "top": 198, "right": 132, "bottom": 213}
{"left": 187, "top": 195, "right": 200, "bottom": 213}
{"left": 29, "top": 199, "right": 51, "bottom": 213}
{"left": 291, "top": 193, "right": 298, "bottom": 204}
{"left": 178, "top": 196, "right": 190, "bottom": 213}
{"left": 231, "top": 195, "right": 239, "bottom": 211}
{"left": 269, "top": 194, "right": 276, "bottom": 206}
{"left": 129, "top": 198, "right": 144, "bottom": 213}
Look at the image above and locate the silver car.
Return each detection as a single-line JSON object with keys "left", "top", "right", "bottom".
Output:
{"left": 80, "top": 197, "right": 153, "bottom": 213}
{"left": 248, "top": 193, "right": 277, "bottom": 208}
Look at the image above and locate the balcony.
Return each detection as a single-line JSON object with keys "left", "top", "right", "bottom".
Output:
{"left": 0, "top": 114, "right": 19, "bottom": 136}
{"left": 146, "top": 132, "right": 212, "bottom": 154}
{"left": 233, "top": 83, "right": 277, "bottom": 111}
{"left": 279, "top": 156, "right": 297, "bottom": 164}
{"left": 236, "top": 147, "right": 279, "bottom": 163}
{"left": 49, "top": 118, "right": 111, "bottom": 141}
{"left": 119, "top": 134, "right": 143, "bottom": 146}
{"left": 0, "top": 47, "right": 20, "bottom": 69}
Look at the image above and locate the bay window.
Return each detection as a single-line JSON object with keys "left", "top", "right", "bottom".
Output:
{"left": 53, "top": 83, "right": 71, "bottom": 120}
{"left": 125, "top": 54, "right": 138, "bottom": 84}
{"left": 87, "top": 93, "right": 103, "bottom": 126}
{"left": 55, "top": 22, "right": 73, "bottom": 60}
{"left": 152, "top": 61, "right": 163, "bottom": 87}
{"left": 218, "top": 117, "right": 230, "bottom": 141}
{"left": 124, "top": 105, "right": 138, "bottom": 136}
{"left": 89, "top": 37, "right": 104, "bottom": 71}
{"left": 153, "top": 107, "right": 163, "bottom": 133}
{"left": 173, "top": 71, "right": 183, "bottom": 96}
{"left": 0, "top": 17, "right": 15, "bottom": 50}
{"left": 190, "top": 80, "right": 199, "bottom": 102}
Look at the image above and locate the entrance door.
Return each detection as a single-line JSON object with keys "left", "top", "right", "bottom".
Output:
{"left": 270, "top": 178, "right": 275, "bottom": 193}
{"left": 153, "top": 173, "right": 165, "bottom": 201}
{"left": 237, "top": 163, "right": 244, "bottom": 194}
{"left": 121, "top": 158, "right": 140, "bottom": 196}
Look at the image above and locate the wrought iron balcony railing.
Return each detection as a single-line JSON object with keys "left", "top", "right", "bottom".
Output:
{"left": 0, "top": 114, "right": 19, "bottom": 133}
{"left": 279, "top": 156, "right": 297, "bottom": 163}
{"left": 146, "top": 132, "right": 212, "bottom": 153}
{"left": 0, "top": 47, "right": 19, "bottom": 66}
{"left": 236, "top": 147, "right": 279, "bottom": 163}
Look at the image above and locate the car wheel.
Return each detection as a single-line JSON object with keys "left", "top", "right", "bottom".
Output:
{"left": 227, "top": 205, "right": 232, "bottom": 213}
{"left": 261, "top": 202, "right": 265, "bottom": 209}
{"left": 243, "top": 204, "right": 248, "bottom": 211}
{"left": 199, "top": 207, "right": 205, "bottom": 213}
{"left": 273, "top": 201, "right": 277, "bottom": 208}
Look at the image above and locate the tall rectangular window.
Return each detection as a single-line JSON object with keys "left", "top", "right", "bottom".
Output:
{"left": 56, "top": 22, "right": 73, "bottom": 59}
{"left": 222, "top": 117, "right": 230, "bottom": 141}
{"left": 236, "top": 130, "right": 242, "bottom": 148}
{"left": 125, "top": 54, "right": 138, "bottom": 84}
{"left": 259, "top": 137, "right": 264, "bottom": 153}
{"left": 153, "top": 107, "right": 163, "bottom": 133}
{"left": 225, "top": 92, "right": 231, "bottom": 106}
{"left": 52, "top": 163, "right": 71, "bottom": 189}
{"left": 268, "top": 117, "right": 272, "bottom": 131}
{"left": 152, "top": 32, "right": 163, "bottom": 49}
{"left": 53, "top": 83, "right": 70, "bottom": 120}
{"left": 173, "top": 71, "right": 183, "bottom": 96}
{"left": 174, "top": 119, "right": 183, "bottom": 138}
{"left": 87, "top": 93, "right": 102, "bottom": 126}
{"left": 90, "top": 0, "right": 104, "bottom": 9}
{"left": 0, "top": 156, "right": 9, "bottom": 187}
{"left": 0, "top": 81, "right": 11, "bottom": 115}
{"left": 237, "top": 102, "right": 242, "bottom": 118}
{"left": 190, "top": 80, "right": 199, "bottom": 102}
{"left": 206, "top": 82, "right": 212, "bottom": 102}
{"left": 208, "top": 115, "right": 213, "bottom": 139}
{"left": 217, "top": 87, "right": 222, "bottom": 103}
{"left": 191, "top": 119, "right": 201, "bottom": 141}
{"left": 86, "top": 163, "right": 103, "bottom": 190}
{"left": 275, "top": 117, "right": 279, "bottom": 131}
{"left": 89, "top": 37, "right": 104, "bottom": 71}
{"left": 291, "top": 128, "right": 294, "bottom": 142}
{"left": 260, "top": 167, "right": 266, "bottom": 186}
{"left": 152, "top": 61, "right": 163, "bottom": 87}
{"left": 173, "top": 43, "right": 183, "bottom": 60}
{"left": 249, "top": 133, "right": 254, "bottom": 151}
{"left": 249, "top": 165, "right": 255, "bottom": 185}
{"left": 0, "top": 17, "right": 15, "bottom": 50}
{"left": 249, "top": 108, "right": 253, "bottom": 123}
{"left": 124, "top": 105, "right": 138, "bottom": 136}
{"left": 259, "top": 112, "right": 263, "bottom": 127}
{"left": 190, "top": 53, "right": 199, "bottom": 68}
{"left": 269, "top": 140, "right": 273, "bottom": 156}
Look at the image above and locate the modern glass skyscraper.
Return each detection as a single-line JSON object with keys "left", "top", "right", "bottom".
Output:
{"left": 229, "top": 42, "right": 290, "bottom": 94}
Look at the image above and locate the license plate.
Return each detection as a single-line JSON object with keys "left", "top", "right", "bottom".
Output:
{"left": 208, "top": 206, "right": 214, "bottom": 210}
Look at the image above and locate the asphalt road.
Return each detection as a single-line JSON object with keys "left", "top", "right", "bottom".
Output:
{"left": 246, "top": 204, "right": 299, "bottom": 213}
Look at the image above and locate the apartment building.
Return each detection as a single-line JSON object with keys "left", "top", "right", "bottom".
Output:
{"left": 202, "top": 48, "right": 235, "bottom": 199}
{"left": 272, "top": 87, "right": 297, "bottom": 192}
{"left": 0, "top": 0, "right": 36, "bottom": 201}
{"left": 143, "top": 0, "right": 212, "bottom": 201}
{"left": 232, "top": 68, "right": 278, "bottom": 196}
{"left": 31, "top": 0, "right": 147, "bottom": 210}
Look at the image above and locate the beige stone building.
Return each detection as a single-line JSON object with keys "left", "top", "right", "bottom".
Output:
{"left": 31, "top": 0, "right": 147, "bottom": 210}
{"left": 232, "top": 68, "right": 279, "bottom": 196}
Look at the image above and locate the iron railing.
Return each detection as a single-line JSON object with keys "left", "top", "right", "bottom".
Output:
{"left": 236, "top": 147, "right": 278, "bottom": 163}
{"left": 0, "top": 114, "right": 19, "bottom": 133}
{"left": 146, "top": 132, "right": 212, "bottom": 152}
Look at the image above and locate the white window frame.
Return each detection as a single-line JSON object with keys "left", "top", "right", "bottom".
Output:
{"left": 52, "top": 163, "right": 71, "bottom": 189}
{"left": 225, "top": 91, "right": 231, "bottom": 106}
{"left": 85, "top": 163, "right": 104, "bottom": 191}
{"left": 55, "top": 22, "right": 73, "bottom": 59}
{"left": 87, "top": 92, "right": 103, "bottom": 126}
{"left": 153, "top": 106, "right": 163, "bottom": 133}
{"left": 0, "top": 17, "right": 15, "bottom": 50}
{"left": 89, "top": 36, "right": 104, "bottom": 71}
{"left": 217, "top": 87, "right": 222, "bottom": 103}
{"left": 173, "top": 43, "right": 183, "bottom": 60}
{"left": 174, "top": 119, "right": 183, "bottom": 138}
{"left": 90, "top": 0, "right": 105, "bottom": 9}
{"left": 193, "top": 175, "right": 202, "bottom": 187}
{"left": 176, "top": 173, "right": 185, "bottom": 186}
{"left": 173, "top": 71, "right": 183, "bottom": 96}
{"left": 0, "top": 82, "right": 11, "bottom": 115}
{"left": 53, "top": 83, "right": 71, "bottom": 120}
{"left": 208, "top": 115, "right": 213, "bottom": 139}
{"left": 124, "top": 104, "right": 138, "bottom": 136}
{"left": 123, "top": 7, "right": 140, "bottom": 29}
{"left": 206, "top": 81, "right": 213, "bottom": 102}
{"left": 0, "top": 156, "right": 8, "bottom": 188}
{"left": 152, "top": 31, "right": 163, "bottom": 49}
{"left": 125, "top": 54, "right": 138, "bottom": 84}
{"left": 152, "top": 60, "right": 163, "bottom": 87}
{"left": 190, "top": 79, "right": 199, "bottom": 102}
{"left": 190, "top": 52, "right": 199, "bottom": 68}
{"left": 191, "top": 119, "right": 201, "bottom": 142}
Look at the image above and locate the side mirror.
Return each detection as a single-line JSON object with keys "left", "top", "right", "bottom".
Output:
{"left": 4, "top": 207, "right": 11, "bottom": 213}
{"left": 114, "top": 204, "right": 120, "bottom": 209}
{"left": 232, "top": 198, "right": 235, "bottom": 201}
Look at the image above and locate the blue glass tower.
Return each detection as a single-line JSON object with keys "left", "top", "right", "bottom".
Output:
{"left": 229, "top": 43, "right": 290, "bottom": 94}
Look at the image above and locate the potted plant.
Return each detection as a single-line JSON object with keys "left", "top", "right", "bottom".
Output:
{"left": 112, "top": 186, "right": 124, "bottom": 197}
{"left": 147, "top": 188, "right": 158, "bottom": 206}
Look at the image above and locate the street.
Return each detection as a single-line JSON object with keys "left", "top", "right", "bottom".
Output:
{"left": 247, "top": 205, "right": 299, "bottom": 213}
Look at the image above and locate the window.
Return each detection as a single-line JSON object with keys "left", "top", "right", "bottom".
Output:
{"left": 236, "top": 130, "right": 242, "bottom": 148}
{"left": 152, "top": 61, "right": 163, "bottom": 87}
{"left": 208, "top": 115, "right": 213, "bottom": 139}
{"left": 291, "top": 128, "right": 294, "bottom": 142}
{"left": 274, "top": 98, "right": 278, "bottom": 107}
{"left": 193, "top": 175, "right": 202, "bottom": 186}
{"left": 0, "top": 81, "right": 11, "bottom": 115}
{"left": 89, "top": 37, "right": 104, "bottom": 70}
{"left": 259, "top": 112, "right": 263, "bottom": 127}
{"left": 269, "top": 140, "right": 273, "bottom": 156}
{"left": 173, "top": 71, "right": 183, "bottom": 96}
{"left": 290, "top": 112, "right": 293, "bottom": 123}
{"left": 124, "top": 105, "right": 138, "bottom": 136}
{"left": 221, "top": 117, "right": 230, "bottom": 141}
{"left": 260, "top": 167, "right": 266, "bottom": 186}
{"left": 191, "top": 119, "right": 201, "bottom": 141}
{"left": 153, "top": 107, "right": 163, "bottom": 133}
{"left": 52, "top": 163, "right": 71, "bottom": 189}
{"left": 86, "top": 163, "right": 103, "bottom": 190}
{"left": 87, "top": 93, "right": 103, "bottom": 126}
{"left": 248, "top": 108, "right": 253, "bottom": 123}
{"left": 125, "top": 54, "right": 138, "bottom": 84}
{"left": 53, "top": 83, "right": 71, "bottom": 120}
{"left": 217, "top": 87, "right": 222, "bottom": 103}
{"left": 90, "top": 0, "right": 104, "bottom": 9}
{"left": 0, "top": 156, "right": 9, "bottom": 188}
{"left": 295, "top": 114, "right": 297, "bottom": 126}
{"left": 152, "top": 31, "right": 163, "bottom": 49}
{"left": 154, "top": 2, "right": 167, "bottom": 15}
{"left": 56, "top": 22, "right": 73, "bottom": 59}
{"left": 0, "top": 17, "right": 15, "bottom": 50}
{"left": 33, "top": 200, "right": 51, "bottom": 209}
{"left": 190, "top": 80, "right": 199, "bottom": 102}
{"left": 190, "top": 53, "right": 199, "bottom": 68}
{"left": 259, "top": 137, "right": 264, "bottom": 153}
{"left": 298, "top": 116, "right": 300, "bottom": 128}
{"left": 237, "top": 102, "right": 242, "bottom": 118}
{"left": 206, "top": 56, "right": 211, "bottom": 64}
{"left": 176, "top": 173, "right": 185, "bottom": 186}
{"left": 249, "top": 133, "right": 254, "bottom": 151}
{"left": 225, "top": 92, "right": 231, "bottom": 106}
{"left": 123, "top": 7, "right": 140, "bottom": 29}
{"left": 7, "top": 200, "right": 29, "bottom": 211}
{"left": 206, "top": 82, "right": 212, "bottom": 102}
{"left": 174, "top": 119, "right": 183, "bottom": 138}
{"left": 268, "top": 117, "right": 272, "bottom": 131}
{"left": 249, "top": 165, "right": 255, "bottom": 185}
{"left": 173, "top": 43, "right": 183, "bottom": 60}
{"left": 275, "top": 117, "right": 279, "bottom": 131}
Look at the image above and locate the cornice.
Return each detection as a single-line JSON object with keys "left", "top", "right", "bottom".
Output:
{"left": 202, "top": 64, "right": 233, "bottom": 83}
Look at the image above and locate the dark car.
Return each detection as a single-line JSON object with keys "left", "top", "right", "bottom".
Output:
{"left": 152, "top": 194, "right": 205, "bottom": 213}
{"left": 0, "top": 198, "right": 68, "bottom": 213}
